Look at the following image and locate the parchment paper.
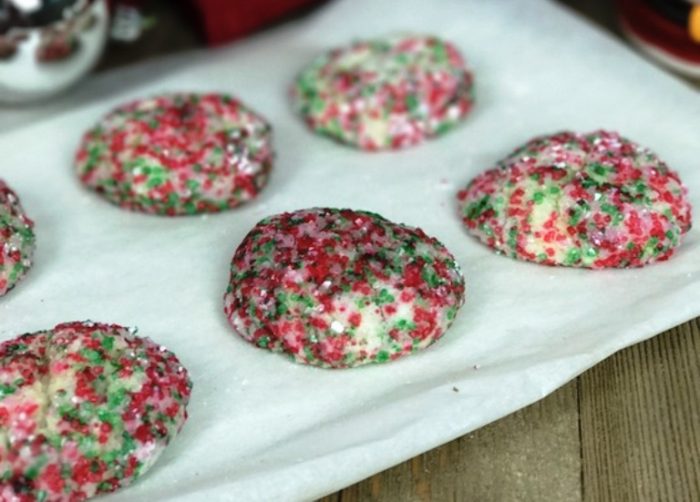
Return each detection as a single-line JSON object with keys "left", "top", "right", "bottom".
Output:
{"left": 1, "top": 1, "right": 699, "bottom": 500}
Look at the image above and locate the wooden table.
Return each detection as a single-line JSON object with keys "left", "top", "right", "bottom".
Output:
{"left": 94, "top": 1, "right": 699, "bottom": 500}
{"left": 319, "top": 319, "right": 700, "bottom": 501}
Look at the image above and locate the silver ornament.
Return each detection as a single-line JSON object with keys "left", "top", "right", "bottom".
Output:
{"left": 0, "top": 0, "right": 109, "bottom": 103}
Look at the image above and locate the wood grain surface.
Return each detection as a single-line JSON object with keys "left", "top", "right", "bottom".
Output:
{"left": 580, "top": 320, "right": 700, "bottom": 502}
{"left": 320, "top": 319, "right": 700, "bottom": 502}
{"left": 322, "top": 382, "right": 582, "bottom": 502}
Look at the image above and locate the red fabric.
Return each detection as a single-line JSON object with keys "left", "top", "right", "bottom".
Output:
{"left": 617, "top": 0, "right": 700, "bottom": 63}
{"left": 190, "top": 0, "right": 326, "bottom": 45}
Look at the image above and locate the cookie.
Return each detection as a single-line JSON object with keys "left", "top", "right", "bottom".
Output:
{"left": 291, "top": 34, "right": 474, "bottom": 151}
{"left": 0, "top": 179, "right": 35, "bottom": 297}
{"left": 457, "top": 130, "right": 692, "bottom": 268}
{"left": 0, "top": 321, "right": 192, "bottom": 501}
{"left": 224, "top": 208, "right": 466, "bottom": 368}
{"left": 75, "top": 93, "right": 273, "bottom": 216}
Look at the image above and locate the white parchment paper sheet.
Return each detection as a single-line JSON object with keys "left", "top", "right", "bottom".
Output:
{"left": 1, "top": 0, "right": 699, "bottom": 500}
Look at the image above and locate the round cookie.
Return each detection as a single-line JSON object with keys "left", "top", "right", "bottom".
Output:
{"left": 0, "top": 179, "right": 35, "bottom": 297}
{"left": 0, "top": 321, "right": 192, "bottom": 501}
{"left": 75, "top": 93, "right": 273, "bottom": 216}
{"left": 457, "top": 130, "right": 692, "bottom": 268}
{"left": 224, "top": 208, "right": 466, "bottom": 368}
{"left": 291, "top": 34, "right": 475, "bottom": 151}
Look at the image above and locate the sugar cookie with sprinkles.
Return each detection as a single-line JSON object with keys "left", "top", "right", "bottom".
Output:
{"left": 0, "top": 321, "right": 192, "bottom": 501}
{"left": 224, "top": 208, "right": 466, "bottom": 368}
{"left": 0, "top": 179, "right": 35, "bottom": 297}
{"left": 75, "top": 93, "right": 273, "bottom": 216}
{"left": 457, "top": 130, "right": 692, "bottom": 268}
{"left": 291, "top": 34, "right": 475, "bottom": 150}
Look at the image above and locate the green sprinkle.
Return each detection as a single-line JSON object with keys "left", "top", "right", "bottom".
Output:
{"left": 376, "top": 351, "right": 390, "bottom": 363}
{"left": 466, "top": 196, "right": 492, "bottom": 219}
{"left": 81, "top": 348, "right": 103, "bottom": 363}
{"left": 0, "top": 384, "right": 16, "bottom": 398}
{"left": 566, "top": 248, "right": 581, "bottom": 264}
{"left": 395, "top": 319, "right": 416, "bottom": 331}
{"left": 101, "top": 336, "right": 114, "bottom": 350}
{"left": 406, "top": 94, "right": 420, "bottom": 113}
{"left": 375, "top": 289, "right": 395, "bottom": 305}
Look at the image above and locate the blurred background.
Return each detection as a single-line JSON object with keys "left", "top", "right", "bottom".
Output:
{"left": 0, "top": 0, "right": 698, "bottom": 106}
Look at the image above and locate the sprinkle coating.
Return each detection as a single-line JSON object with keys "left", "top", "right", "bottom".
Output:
{"left": 291, "top": 34, "right": 474, "bottom": 151}
{"left": 0, "top": 321, "right": 192, "bottom": 501}
{"left": 457, "top": 130, "right": 692, "bottom": 268}
{"left": 0, "top": 180, "right": 35, "bottom": 297}
{"left": 224, "top": 208, "right": 466, "bottom": 368}
{"left": 75, "top": 93, "right": 274, "bottom": 216}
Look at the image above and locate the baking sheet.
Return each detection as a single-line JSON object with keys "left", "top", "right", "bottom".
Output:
{"left": 1, "top": 0, "right": 699, "bottom": 500}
